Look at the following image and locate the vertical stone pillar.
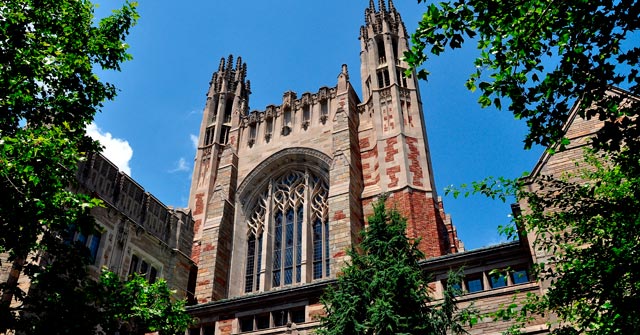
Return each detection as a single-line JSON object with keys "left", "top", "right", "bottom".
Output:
{"left": 195, "top": 146, "right": 238, "bottom": 302}
{"left": 327, "top": 65, "right": 364, "bottom": 273}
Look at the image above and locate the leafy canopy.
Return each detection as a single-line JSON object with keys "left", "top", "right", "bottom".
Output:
{"left": 405, "top": 0, "right": 640, "bottom": 152}
{"left": 407, "top": 1, "right": 640, "bottom": 333}
{"left": 318, "top": 198, "right": 471, "bottom": 335}
{"left": 0, "top": 0, "right": 191, "bottom": 333}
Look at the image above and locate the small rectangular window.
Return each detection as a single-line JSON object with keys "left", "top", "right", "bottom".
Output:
{"left": 273, "top": 310, "right": 287, "bottom": 327}
{"left": 465, "top": 276, "right": 484, "bottom": 293}
{"left": 140, "top": 260, "right": 149, "bottom": 276}
{"left": 256, "top": 314, "right": 270, "bottom": 330}
{"left": 88, "top": 233, "right": 101, "bottom": 264}
{"left": 489, "top": 272, "right": 507, "bottom": 289}
{"left": 290, "top": 308, "right": 305, "bottom": 324}
{"left": 149, "top": 267, "right": 158, "bottom": 284}
{"left": 129, "top": 255, "right": 139, "bottom": 276}
{"left": 203, "top": 325, "right": 215, "bottom": 335}
{"left": 303, "top": 106, "right": 310, "bottom": 122}
{"left": 511, "top": 269, "right": 530, "bottom": 284}
{"left": 443, "top": 279, "right": 462, "bottom": 296}
{"left": 239, "top": 316, "right": 254, "bottom": 332}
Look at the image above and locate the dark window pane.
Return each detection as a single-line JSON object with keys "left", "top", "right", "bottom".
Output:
{"left": 149, "top": 267, "right": 158, "bottom": 284}
{"left": 290, "top": 308, "right": 305, "bottom": 324}
{"left": 313, "top": 220, "right": 322, "bottom": 279}
{"left": 444, "top": 280, "right": 462, "bottom": 296}
{"left": 256, "top": 314, "right": 270, "bottom": 329}
{"left": 273, "top": 310, "right": 287, "bottom": 327}
{"left": 466, "top": 277, "right": 483, "bottom": 293}
{"left": 324, "top": 220, "right": 330, "bottom": 276}
{"left": 88, "top": 233, "right": 101, "bottom": 263}
{"left": 76, "top": 232, "right": 87, "bottom": 245}
{"left": 203, "top": 325, "right": 215, "bottom": 335}
{"left": 129, "top": 255, "right": 139, "bottom": 276}
{"left": 140, "top": 260, "right": 149, "bottom": 276}
{"left": 284, "top": 267, "right": 292, "bottom": 285}
{"left": 239, "top": 316, "right": 254, "bottom": 332}
{"left": 273, "top": 212, "right": 282, "bottom": 287}
{"left": 256, "top": 235, "right": 262, "bottom": 290}
{"left": 490, "top": 273, "right": 507, "bottom": 288}
{"left": 245, "top": 235, "right": 256, "bottom": 293}
{"left": 512, "top": 269, "right": 529, "bottom": 284}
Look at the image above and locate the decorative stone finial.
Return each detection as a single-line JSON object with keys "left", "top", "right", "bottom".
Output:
{"left": 378, "top": 0, "right": 386, "bottom": 12}
{"left": 218, "top": 57, "right": 225, "bottom": 72}
{"left": 236, "top": 56, "right": 243, "bottom": 71}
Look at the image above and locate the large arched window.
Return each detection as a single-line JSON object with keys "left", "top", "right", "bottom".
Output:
{"left": 244, "top": 169, "right": 329, "bottom": 293}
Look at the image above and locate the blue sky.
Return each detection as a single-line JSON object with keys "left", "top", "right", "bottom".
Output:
{"left": 91, "top": 0, "right": 544, "bottom": 250}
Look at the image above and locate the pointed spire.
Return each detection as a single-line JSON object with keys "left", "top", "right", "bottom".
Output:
{"left": 388, "top": 0, "right": 396, "bottom": 12}
{"left": 227, "top": 55, "right": 234, "bottom": 69}
{"left": 369, "top": 0, "right": 375, "bottom": 11}
{"left": 378, "top": 0, "right": 386, "bottom": 13}
{"left": 236, "top": 56, "right": 243, "bottom": 71}
{"left": 218, "top": 57, "right": 225, "bottom": 72}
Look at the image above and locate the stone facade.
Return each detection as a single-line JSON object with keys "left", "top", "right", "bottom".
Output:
{"left": 0, "top": 153, "right": 195, "bottom": 317}
{"left": 76, "top": 153, "right": 195, "bottom": 297}
{"left": 187, "top": 0, "right": 462, "bottom": 308}
{"left": 183, "top": 1, "right": 483, "bottom": 334}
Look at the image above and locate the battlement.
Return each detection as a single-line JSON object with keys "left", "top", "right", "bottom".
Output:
{"left": 77, "top": 153, "right": 194, "bottom": 256}
{"left": 239, "top": 86, "right": 338, "bottom": 148}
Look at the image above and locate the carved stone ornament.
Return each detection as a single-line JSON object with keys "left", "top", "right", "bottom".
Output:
{"left": 248, "top": 112, "right": 258, "bottom": 125}
{"left": 265, "top": 105, "right": 275, "bottom": 120}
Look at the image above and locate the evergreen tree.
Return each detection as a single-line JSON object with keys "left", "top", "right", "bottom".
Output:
{"left": 318, "top": 198, "right": 469, "bottom": 335}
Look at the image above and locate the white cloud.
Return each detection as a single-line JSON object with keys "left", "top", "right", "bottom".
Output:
{"left": 86, "top": 122, "right": 133, "bottom": 176}
{"left": 170, "top": 157, "right": 190, "bottom": 173}
{"left": 190, "top": 134, "right": 199, "bottom": 149}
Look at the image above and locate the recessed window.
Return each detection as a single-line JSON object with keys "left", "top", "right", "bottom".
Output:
{"left": 465, "top": 276, "right": 483, "bottom": 293}
{"left": 238, "top": 307, "right": 306, "bottom": 333}
{"left": 256, "top": 314, "right": 270, "bottom": 330}
{"left": 66, "top": 226, "right": 102, "bottom": 264}
{"left": 239, "top": 316, "right": 254, "bottom": 332}
{"left": 129, "top": 254, "right": 160, "bottom": 283}
{"left": 245, "top": 170, "right": 329, "bottom": 293}
{"left": 489, "top": 273, "right": 507, "bottom": 289}
{"left": 273, "top": 309, "right": 287, "bottom": 327}
{"left": 511, "top": 269, "right": 530, "bottom": 285}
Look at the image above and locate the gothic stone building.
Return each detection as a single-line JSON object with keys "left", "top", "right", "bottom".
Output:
{"left": 184, "top": 1, "right": 548, "bottom": 334}
{"left": 0, "top": 152, "right": 195, "bottom": 318}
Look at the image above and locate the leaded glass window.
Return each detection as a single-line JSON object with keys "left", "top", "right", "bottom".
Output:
{"left": 244, "top": 169, "right": 329, "bottom": 293}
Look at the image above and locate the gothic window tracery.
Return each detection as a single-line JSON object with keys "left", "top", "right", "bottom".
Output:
{"left": 244, "top": 169, "right": 329, "bottom": 293}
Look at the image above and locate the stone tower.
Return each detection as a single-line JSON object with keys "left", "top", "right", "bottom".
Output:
{"left": 188, "top": 55, "right": 249, "bottom": 301}
{"left": 358, "top": 0, "right": 459, "bottom": 257}
{"left": 187, "top": 0, "right": 460, "bottom": 305}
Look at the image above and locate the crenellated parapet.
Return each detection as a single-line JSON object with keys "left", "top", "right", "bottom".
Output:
{"left": 238, "top": 86, "right": 337, "bottom": 148}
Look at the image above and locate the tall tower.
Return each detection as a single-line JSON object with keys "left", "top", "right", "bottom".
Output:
{"left": 188, "top": 55, "right": 249, "bottom": 302}
{"left": 358, "top": 0, "right": 460, "bottom": 257}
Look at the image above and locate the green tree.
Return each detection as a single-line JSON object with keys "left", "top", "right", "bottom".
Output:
{"left": 318, "top": 198, "right": 472, "bottom": 335}
{"left": 517, "top": 150, "right": 640, "bottom": 334}
{"left": 98, "top": 271, "right": 194, "bottom": 335}
{"left": 406, "top": 1, "right": 640, "bottom": 333}
{"left": 405, "top": 0, "right": 640, "bottom": 152}
{"left": 0, "top": 0, "right": 191, "bottom": 333}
